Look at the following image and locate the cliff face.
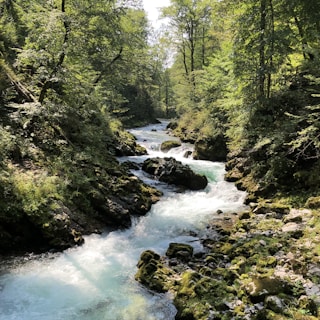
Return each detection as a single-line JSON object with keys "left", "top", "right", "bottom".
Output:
{"left": 0, "top": 103, "right": 161, "bottom": 255}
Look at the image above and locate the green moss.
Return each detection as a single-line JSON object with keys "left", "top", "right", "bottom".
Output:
{"left": 160, "top": 140, "right": 182, "bottom": 152}
{"left": 135, "top": 250, "right": 174, "bottom": 293}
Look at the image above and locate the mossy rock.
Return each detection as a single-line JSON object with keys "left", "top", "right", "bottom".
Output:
{"left": 166, "top": 242, "right": 194, "bottom": 262}
{"left": 305, "top": 196, "right": 320, "bottom": 209}
{"left": 193, "top": 134, "right": 228, "bottom": 162}
{"left": 243, "top": 276, "right": 293, "bottom": 301}
{"left": 174, "top": 270, "right": 235, "bottom": 320}
{"left": 160, "top": 140, "right": 182, "bottom": 152}
{"left": 135, "top": 250, "right": 174, "bottom": 293}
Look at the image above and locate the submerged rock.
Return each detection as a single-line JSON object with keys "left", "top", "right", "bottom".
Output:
{"left": 142, "top": 157, "right": 208, "bottom": 190}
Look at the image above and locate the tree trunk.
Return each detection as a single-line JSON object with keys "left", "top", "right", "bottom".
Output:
{"left": 1, "top": 60, "right": 37, "bottom": 103}
{"left": 266, "top": 0, "right": 274, "bottom": 98}
{"left": 258, "top": 0, "right": 267, "bottom": 98}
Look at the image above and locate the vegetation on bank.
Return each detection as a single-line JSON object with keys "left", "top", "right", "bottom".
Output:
{"left": 162, "top": 0, "right": 320, "bottom": 206}
{"left": 0, "top": 0, "right": 165, "bottom": 254}
{"left": 1, "top": 0, "right": 320, "bottom": 317}
{"left": 136, "top": 204, "right": 320, "bottom": 319}
{"left": 136, "top": 1, "right": 320, "bottom": 319}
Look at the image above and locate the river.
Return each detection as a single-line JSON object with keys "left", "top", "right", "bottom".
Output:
{"left": 0, "top": 120, "right": 247, "bottom": 320}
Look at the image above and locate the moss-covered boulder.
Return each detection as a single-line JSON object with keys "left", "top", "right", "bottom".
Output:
{"left": 135, "top": 250, "right": 174, "bottom": 292}
{"left": 305, "top": 196, "right": 320, "bottom": 209}
{"left": 166, "top": 242, "right": 193, "bottom": 262}
{"left": 160, "top": 140, "right": 182, "bottom": 152}
{"left": 193, "top": 134, "right": 228, "bottom": 162}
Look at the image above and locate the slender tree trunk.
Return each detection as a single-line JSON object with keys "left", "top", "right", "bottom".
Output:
{"left": 293, "top": 15, "right": 308, "bottom": 60}
{"left": 181, "top": 42, "right": 189, "bottom": 77}
{"left": 266, "top": 0, "right": 274, "bottom": 98}
{"left": 201, "top": 26, "right": 205, "bottom": 67}
{"left": 258, "top": 0, "right": 267, "bottom": 98}
{"left": 0, "top": 56, "right": 37, "bottom": 103}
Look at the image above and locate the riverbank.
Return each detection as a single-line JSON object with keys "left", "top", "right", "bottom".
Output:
{"left": 0, "top": 103, "right": 161, "bottom": 255}
{"left": 136, "top": 200, "right": 320, "bottom": 319}
{"left": 136, "top": 122, "right": 320, "bottom": 318}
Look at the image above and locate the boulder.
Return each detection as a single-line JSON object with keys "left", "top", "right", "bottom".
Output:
{"left": 166, "top": 242, "right": 194, "bottom": 262}
{"left": 42, "top": 203, "right": 85, "bottom": 250}
{"left": 193, "top": 134, "right": 228, "bottom": 162}
{"left": 135, "top": 250, "right": 174, "bottom": 292}
{"left": 244, "top": 276, "right": 292, "bottom": 301}
{"left": 160, "top": 140, "right": 181, "bottom": 152}
{"left": 142, "top": 157, "right": 208, "bottom": 190}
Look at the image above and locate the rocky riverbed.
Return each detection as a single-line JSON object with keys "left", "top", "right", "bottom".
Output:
{"left": 136, "top": 202, "right": 320, "bottom": 319}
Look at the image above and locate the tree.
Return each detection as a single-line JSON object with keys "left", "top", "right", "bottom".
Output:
{"left": 162, "top": 0, "right": 213, "bottom": 103}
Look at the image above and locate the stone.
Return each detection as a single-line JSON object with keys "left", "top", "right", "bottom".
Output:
{"left": 244, "top": 276, "right": 291, "bottom": 300}
{"left": 283, "top": 208, "right": 310, "bottom": 223}
{"left": 160, "top": 140, "right": 182, "bottom": 152}
{"left": 142, "top": 157, "right": 208, "bottom": 190}
{"left": 281, "top": 222, "right": 303, "bottom": 238}
{"left": 305, "top": 196, "right": 320, "bottom": 209}
{"left": 135, "top": 250, "right": 173, "bottom": 293}
{"left": 265, "top": 295, "right": 285, "bottom": 313}
{"left": 166, "top": 243, "right": 194, "bottom": 262}
{"left": 193, "top": 134, "right": 228, "bottom": 162}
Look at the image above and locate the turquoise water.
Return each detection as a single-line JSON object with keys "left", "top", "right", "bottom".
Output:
{"left": 0, "top": 121, "right": 246, "bottom": 320}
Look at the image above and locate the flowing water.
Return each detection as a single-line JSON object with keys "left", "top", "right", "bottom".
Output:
{"left": 0, "top": 120, "right": 247, "bottom": 320}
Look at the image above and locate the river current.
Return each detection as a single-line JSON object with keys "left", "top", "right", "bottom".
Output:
{"left": 0, "top": 120, "right": 247, "bottom": 320}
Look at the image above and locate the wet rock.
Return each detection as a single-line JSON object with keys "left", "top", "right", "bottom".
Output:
{"left": 183, "top": 150, "right": 193, "bottom": 158}
{"left": 160, "top": 140, "right": 182, "bottom": 152}
{"left": 135, "top": 250, "right": 174, "bottom": 293}
{"left": 166, "top": 243, "right": 194, "bottom": 262}
{"left": 142, "top": 157, "right": 208, "bottom": 190}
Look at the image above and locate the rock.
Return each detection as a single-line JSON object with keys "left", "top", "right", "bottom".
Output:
{"left": 305, "top": 196, "right": 320, "bottom": 209}
{"left": 160, "top": 140, "right": 182, "bottom": 152}
{"left": 183, "top": 150, "right": 193, "bottom": 158}
{"left": 265, "top": 295, "right": 285, "bottom": 313}
{"left": 281, "top": 222, "right": 303, "bottom": 238}
{"left": 239, "top": 211, "right": 251, "bottom": 220}
{"left": 225, "top": 168, "right": 243, "bottom": 182}
{"left": 135, "top": 250, "right": 174, "bottom": 293}
{"left": 244, "top": 276, "right": 291, "bottom": 301}
{"left": 283, "top": 208, "right": 311, "bottom": 223}
{"left": 166, "top": 243, "right": 194, "bottom": 262}
{"left": 298, "top": 295, "right": 319, "bottom": 317}
{"left": 142, "top": 157, "right": 208, "bottom": 190}
{"left": 91, "top": 196, "right": 132, "bottom": 228}
{"left": 166, "top": 120, "right": 178, "bottom": 130}
{"left": 43, "top": 203, "right": 85, "bottom": 250}
{"left": 193, "top": 134, "right": 228, "bottom": 162}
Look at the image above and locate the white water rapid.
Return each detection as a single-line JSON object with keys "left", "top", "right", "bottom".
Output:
{"left": 0, "top": 120, "right": 247, "bottom": 320}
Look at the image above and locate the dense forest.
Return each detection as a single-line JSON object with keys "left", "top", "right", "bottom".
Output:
{"left": 1, "top": 0, "right": 320, "bottom": 318}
